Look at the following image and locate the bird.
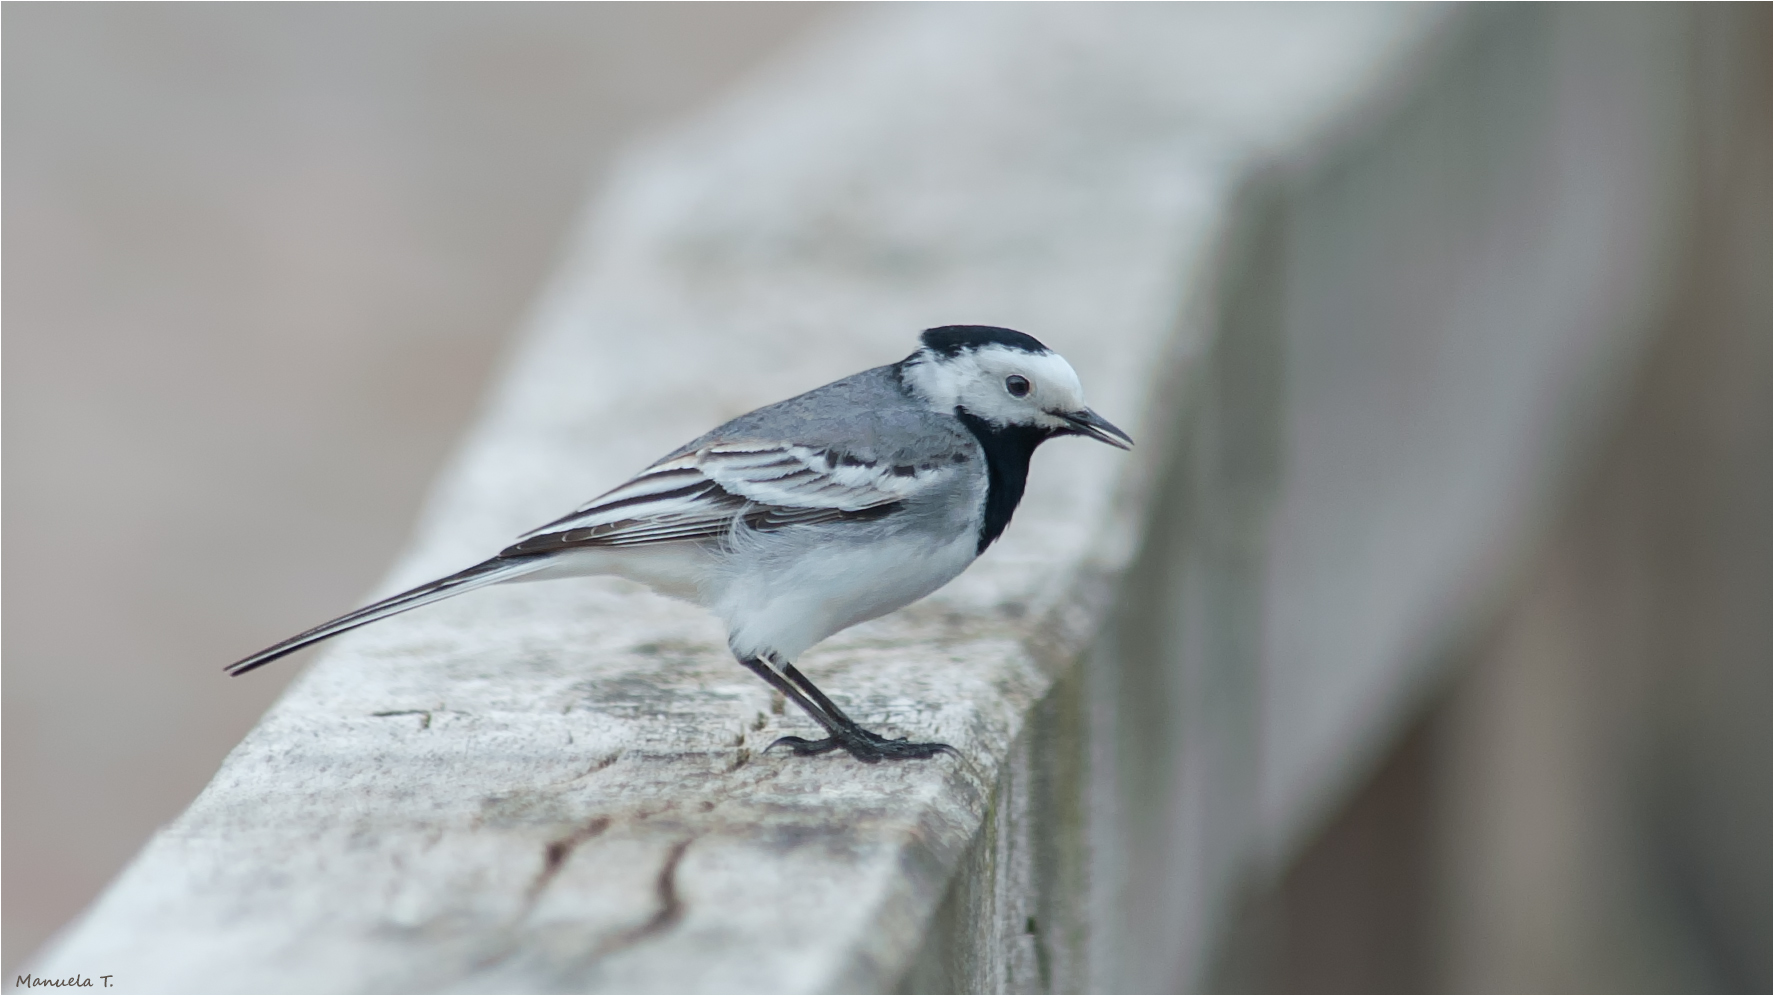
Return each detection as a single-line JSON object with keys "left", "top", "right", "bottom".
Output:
{"left": 228, "top": 325, "right": 1132, "bottom": 762}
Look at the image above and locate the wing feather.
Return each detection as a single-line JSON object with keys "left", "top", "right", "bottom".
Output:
{"left": 501, "top": 440, "right": 963, "bottom": 557}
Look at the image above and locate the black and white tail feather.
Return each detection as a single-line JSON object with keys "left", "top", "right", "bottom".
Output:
{"left": 224, "top": 557, "right": 548, "bottom": 676}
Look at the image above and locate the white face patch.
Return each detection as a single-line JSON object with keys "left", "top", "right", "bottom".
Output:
{"left": 902, "top": 344, "right": 1088, "bottom": 429}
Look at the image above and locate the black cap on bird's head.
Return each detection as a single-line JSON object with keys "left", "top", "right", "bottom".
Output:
{"left": 902, "top": 325, "right": 1132, "bottom": 450}
{"left": 918, "top": 325, "right": 1053, "bottom": 358}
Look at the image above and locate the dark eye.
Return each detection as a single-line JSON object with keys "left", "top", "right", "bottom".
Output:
{"left": 1005, "top": 374, "right": 1031, "bottom": 397}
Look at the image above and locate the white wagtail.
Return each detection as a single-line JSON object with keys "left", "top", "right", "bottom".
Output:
{"left": 229, "top": 326, "right": 1132, "bottom": 762}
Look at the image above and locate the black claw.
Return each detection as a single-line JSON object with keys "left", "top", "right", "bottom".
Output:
{"left": 765, "top": 727, "right": 954, "bottom": 763}
{"left": 767, "top": 735, "right": 843, "bottom": 756}
{"left": 738, "top": 655, "right": 954, "bottom": 763}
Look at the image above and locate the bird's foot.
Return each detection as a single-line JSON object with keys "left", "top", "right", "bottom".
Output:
{"left": 768, "top": 725, "right": 954, "bottom": 763}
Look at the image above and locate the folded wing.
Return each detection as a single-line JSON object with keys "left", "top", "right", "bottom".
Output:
{"left": 500, "top": 441, "right": 960, "bottom": 557}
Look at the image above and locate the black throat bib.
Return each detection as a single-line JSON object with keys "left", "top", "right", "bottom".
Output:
{"left": 955, "top": 409, "right": 1055, "bottom": 554}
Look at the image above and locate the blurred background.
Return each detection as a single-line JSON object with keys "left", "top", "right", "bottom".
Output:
{"left": 3, "top": 3, "right": 827, "bottom": 971}
{"left": 4, "top": 4, "right": 1767, "bottom": 992}
{"left": 1220, "top": 7, "right": 1774, "bottom": 987}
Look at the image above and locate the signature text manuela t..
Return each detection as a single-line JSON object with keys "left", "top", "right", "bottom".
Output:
{"left": 13, "top": 975, "right": 111, "bottom": 989}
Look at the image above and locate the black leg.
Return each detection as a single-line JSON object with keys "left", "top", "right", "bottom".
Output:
{"left": 781, "top": 663, "right": 861, "bottom": 727}
{"left": 737, "top": 656, "right": 840, "bottom": 735}
{"left": 754, "top": 658, "right": 954, "bottom": 762}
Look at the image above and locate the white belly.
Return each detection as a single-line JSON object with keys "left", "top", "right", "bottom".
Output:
{"left": 711, "top": 528, "right": 980, "bottom": 662}
{"left": 511, "top": 523, "right": 980, "bottom": 663}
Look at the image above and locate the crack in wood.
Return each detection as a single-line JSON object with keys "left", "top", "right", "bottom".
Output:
{"left": 645, "top": 838, "right": 691, "bottom": 937}
{"left": 370, "top": 709, "right": 432, "bottom": 730}
{"left": 606, "top": 837, "right": 692, "bottom": 952}
{"left": 526, "top": 816, "right": 612, "bottom": 904}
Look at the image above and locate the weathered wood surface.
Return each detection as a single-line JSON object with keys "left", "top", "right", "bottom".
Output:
{"left": 30, "top": 7, "right": 1446, "bottom": 992}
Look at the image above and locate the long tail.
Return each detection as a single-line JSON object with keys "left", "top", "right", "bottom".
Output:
{"left": 225, "top": 555, "right": 550, "bottom": 676}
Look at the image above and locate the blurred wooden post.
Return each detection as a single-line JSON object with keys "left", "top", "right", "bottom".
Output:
{"left": 24, "top": 6, "right": 1700, "bottom": 992}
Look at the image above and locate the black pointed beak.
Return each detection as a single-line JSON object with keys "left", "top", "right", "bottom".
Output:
{"left": 1060, "top": 407, "right": 1134, "bottom": 450}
